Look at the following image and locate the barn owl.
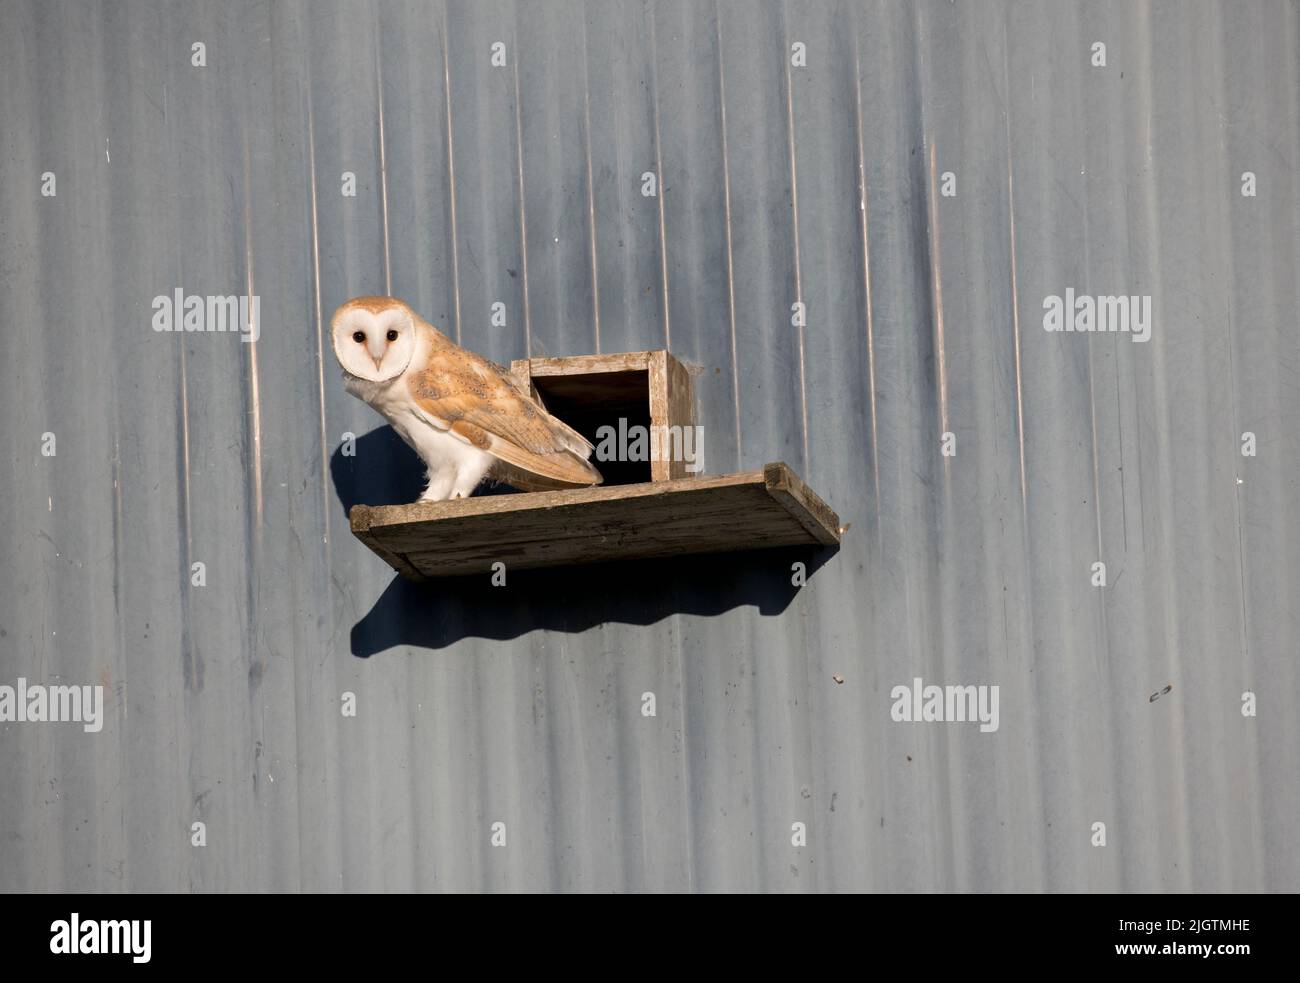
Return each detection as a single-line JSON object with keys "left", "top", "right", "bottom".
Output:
{"left": 331, "top": 296, "right": 602, "bottom": 501}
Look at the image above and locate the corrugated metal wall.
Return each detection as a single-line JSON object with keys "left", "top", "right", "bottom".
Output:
{"left": 2, "top": 0, "right": 1297, "bottom": 892}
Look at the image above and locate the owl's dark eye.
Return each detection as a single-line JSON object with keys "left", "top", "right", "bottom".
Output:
{"left": 386, "top": 329, "right": 399, "bottom": 342}
{"left": 352, "top": 331, "right": 366, "bottom": 343}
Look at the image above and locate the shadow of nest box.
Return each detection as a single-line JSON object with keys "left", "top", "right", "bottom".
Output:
{"left": 347, "top": 350, "right": 842, "bottom": 582}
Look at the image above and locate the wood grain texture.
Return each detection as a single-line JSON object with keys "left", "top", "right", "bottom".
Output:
{"left": 763, "top": 462, "right": 841, "bottom": 545}
{"left": 647, "top": 351, "right": 685, "bottom": 480}
{"left": 350, "top": 462, "right": 840, "bottom": 580}
{"left": 664, "top": 352, "right": 696, "bottom": 480}
{"left": 525, "top": 352, "right": 652, "bottom": 376}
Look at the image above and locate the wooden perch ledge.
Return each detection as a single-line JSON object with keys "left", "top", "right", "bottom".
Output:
{"left": 351, "top": 462, "right": 841, "bottom": 582}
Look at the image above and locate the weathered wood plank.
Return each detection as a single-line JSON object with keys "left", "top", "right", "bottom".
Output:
{"left": 348, "top": 513, "right": 427, "bottom": 581}
{"left": 525, "top": 351, "right": 651, "bottom": 376}
{"left": 666, "top": 353, "right": 696, "bottom": 479}
{"left": 349, "top": 464, "right": 840, "bottom": 580}
{"left": 763, "top": 462, "right": 842, "bottom": 545}
{"left": 647, "top": 351, "right": 696, "bottom": 481}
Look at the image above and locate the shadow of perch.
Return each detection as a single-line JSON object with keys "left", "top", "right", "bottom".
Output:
{"left": 350, "top": 545, "right": 837, "bottom": 656}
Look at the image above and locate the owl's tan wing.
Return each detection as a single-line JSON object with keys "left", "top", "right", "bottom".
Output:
{"left": 407, "top": 344, "right": 602, "bottom": 488}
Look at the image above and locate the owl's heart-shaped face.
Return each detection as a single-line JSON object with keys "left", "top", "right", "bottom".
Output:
{"left": 330, "top": 298, "right": 417, "bottom": 382}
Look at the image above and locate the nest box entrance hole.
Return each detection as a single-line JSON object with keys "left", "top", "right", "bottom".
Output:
{"left": 510, "top": 351, "right": 696, "bottom": 487}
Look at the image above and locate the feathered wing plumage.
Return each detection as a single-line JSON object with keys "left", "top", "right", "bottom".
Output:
{"left": 405, "top": 325, "right": 603, "bottom": 491}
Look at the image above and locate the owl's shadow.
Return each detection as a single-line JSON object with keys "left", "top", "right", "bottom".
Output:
{"left": 331, "top": 426, "right": 837, "bottom": 657}
{"left": 330, "top": 425, "right": 517, "bottom": 510}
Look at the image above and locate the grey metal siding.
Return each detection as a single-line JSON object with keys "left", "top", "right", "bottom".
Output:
{"left": 0, "top": 0, "right": 1296, "bottom": 892}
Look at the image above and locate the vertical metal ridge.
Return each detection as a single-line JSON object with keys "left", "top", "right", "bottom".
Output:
{"left": 178, "top": 296, "right": 194, "bottom": 567}
{"left": 924, "top": 138, "right": 950, "bottom": 476}
{"left": 511, "top": 8, "right": 532, "bottom": 357}
{"left": 1001, "top": 27, "right": 1028, "bottom": 526}
{"left": 1204, "top": 4, "right": 1262, "bottom": 888}
{"left": 177, "top": 329, "right": 198, "bottom": 703}
{"left": 1133, "top": 0, "right": 1194, "bottom": 891}
{"left": 580, "top": 11, "right": 602, "bottom": 353}
{"left": 241, "top": 124, "right": 264, "bottom": 532}
{"left": 912, "top": 2, "right": 949, "bottom": 495}
{"left": 306, "top": 80, "right": 330, "bottom": 546}
{"left": 715, "top": 2, "right": 743, "bottom": 468}
{"left": 440, "top": 7, "right": 464, "bottom": 344}
{"left": 999, "top": 7, "right": 1046, "bottom": 891}
{"left": 375, "top": 38, "right": 393, "bottom": 298}
{"left": 648, "top": 6, "right": 672, "bottom": 350}
{"left": 851, "top": 26, "right": 881, "bottom": 541}
{"left": 780, "top": 0, "right": 809, "bottom": 473}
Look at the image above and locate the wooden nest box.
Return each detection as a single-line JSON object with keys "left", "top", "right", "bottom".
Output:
{"left": 350, "top": 350, "right": 841, "bottom": 581}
